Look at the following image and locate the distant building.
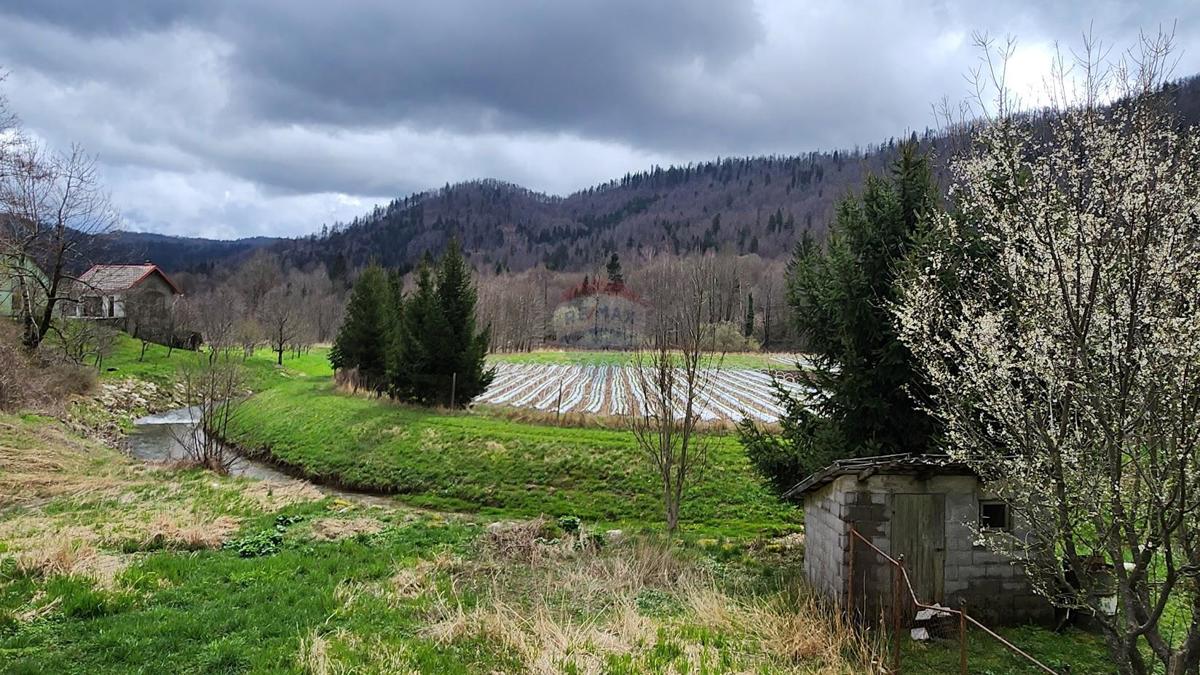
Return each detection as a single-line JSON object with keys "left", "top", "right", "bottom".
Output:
{"left": 0, "top": 257, "right": 48, "bottom": 320}
{"left": 72, "top": 264, "right": 181, "bottom": 320}
{"left": 788, "top": 453, "right": 1053, "bottom": 626}
{"left": 552, "top": 278, "right": 645, "bottom": 349}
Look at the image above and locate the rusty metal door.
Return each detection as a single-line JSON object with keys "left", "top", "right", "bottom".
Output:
{"left": 892, "top": 493, "right": 945, "bottom": 609}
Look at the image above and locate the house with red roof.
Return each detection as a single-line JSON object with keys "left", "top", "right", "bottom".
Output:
{"left": 72, "top": 264, "right": 181, "bottom": 320}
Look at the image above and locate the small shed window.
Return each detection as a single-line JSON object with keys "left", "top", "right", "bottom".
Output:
{"left": 979, "top": 501, "right": 1011, "bottom": 531}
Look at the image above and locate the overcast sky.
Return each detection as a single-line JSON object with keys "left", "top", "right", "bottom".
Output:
{"left": 2, "top": 1, "right": 1198, "bottom": 240}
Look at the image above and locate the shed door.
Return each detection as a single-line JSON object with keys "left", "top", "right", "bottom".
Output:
{"left": 892, "top": 493, "right": 945, "bottom": 608}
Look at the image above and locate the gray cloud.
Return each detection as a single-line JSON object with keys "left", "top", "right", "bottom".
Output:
{"left": 1, "top": 1, "right": 1198, "bottom": 238}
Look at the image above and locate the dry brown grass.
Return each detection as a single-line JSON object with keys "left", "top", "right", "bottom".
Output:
{"left": 0, "top": 413, "right": 327, "bottom": 596}
{"left": 0, "top": 420, "right": 126, "bottom": 507}
{"left": 12, "top": 533, "right": 131, "bottom": 588}
{"left": 310, "top": 516, "right": 384, "bottom": 541}
{"left": 0, "top": 322, "right": 95, "bottom": 415}
{"left": 416, "top": 518, "right": 880, "bottom": 673}
{"left": 241, "top": 480, "right": 325, "bottom": 510}
{"left": 683, "top": 584, "right": 881, "bottom": 671}
{"left": 296, "top": 629, "right": 334, "bottom": 675}
{"left": 143, "top": 513, "right": 241, "bottom": 550}
{"left": 479, "top": 516, "right": 554, "bottom": 560}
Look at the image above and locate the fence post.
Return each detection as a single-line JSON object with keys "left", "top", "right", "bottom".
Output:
{"left": 450, "top": 372, "right": 457, "bottom": 409}
{"left": 556, "top": 379, "right": 564, "bottom": 425}
{"left": 959, "top": 600, "right": 968, "bottom": 675}
{"left": 893, "top": 554, "right": 904, "bottom": 674}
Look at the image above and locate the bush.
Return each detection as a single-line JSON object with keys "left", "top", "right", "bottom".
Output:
{"left": 705, "top": 321, "right": 760, "bottom": 352}
{"left": 0, "top": 321, "right": 94, "bottom": 412}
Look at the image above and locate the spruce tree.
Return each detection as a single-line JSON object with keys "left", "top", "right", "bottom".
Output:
{"left": 605, "top": 252, "right": 624, "bottom": 288}
{"left": 436, "top": 238, "right": 493, "bottom": 406}
{"left": 392, "top": 256, "right": 446, "bottom": 404}
{"left": 329, "top": 265, "right": 390, "bottom": 391}
{"left": 740, "top": 141, "right": 938, "bottom": 490}
{"left": 382, "top": 268, "right": 407, "bottom": 395}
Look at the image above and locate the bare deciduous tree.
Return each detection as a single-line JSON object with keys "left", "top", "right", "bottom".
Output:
{"left": 174, "top": 358, "right": 247, "bottom": 474}
{"left": 631, "top": 259, "right": 725, "bottom": 533}
{"left": 258, "top": 284, "right": 299, "bottom": 365}
{"left": 0, "top": 142, "right": 117, "bottom": 347}
{"left": 57, "top": 320, "right": 118, "bottom": 370}
{"left": 179, "top": 287, "right": 243, "bottom": 363}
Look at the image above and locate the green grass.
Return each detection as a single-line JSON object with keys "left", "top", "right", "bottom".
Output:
{"left": 0, "top": 394, "right": 1110, "bottom": 673}
{"left": 902, "top": 624, "right": 1111, "bottom": 673}
{"left": 225, "top": 378, "right": 799, "bottom": 538}
{"left": 0, "top": 507, "right": 486, "bottom": 673}
{"left": 99, "top": 334, "right": 332, "bottom": 390}
{"left": 488, "top": 349, "right": 800, "bottom": 370}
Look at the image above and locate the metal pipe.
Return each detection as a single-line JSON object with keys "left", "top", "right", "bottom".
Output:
{"left": 846, "top": 528, "right": 1058, "bottom": 675}
{"left": 893, "top": 554, "right": 904, "bottom": 673}
{"left": 960, "top": 600, "right": 968, "bottom": 675}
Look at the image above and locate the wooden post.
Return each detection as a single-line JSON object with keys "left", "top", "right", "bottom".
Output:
{"left": 556, "top": 379, "right": 564, "bottom": 425}
{"left": 450, "top": 372, "right": 457, "bottom": 409}
{"left": 893, "top": 555, "right": 904, "bottom": 674}
{"left": 959, "top": 600, "right": 968, "bottom": 675}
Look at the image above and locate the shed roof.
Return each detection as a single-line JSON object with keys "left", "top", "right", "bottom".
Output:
{"left": 78, "top": 264, "right": 181, "bottom": 295}
{"left": 782, "top": 453, "right": 975, "bottom": 500}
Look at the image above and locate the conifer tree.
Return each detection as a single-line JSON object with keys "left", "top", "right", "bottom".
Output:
{"left": 605, "top": 252, "right": 624, "bottom": 288}
{"left": 740, "top": 141, "right": 938, "bottom": 489}
{"left": 382, "top": 268, "right": 407, "bottom": 394}
{"left": 329, "top": 264, "right": 390, "bottom": 391}
{"left": 436, "top": 238, "right": 493, "bottom": 406}
{"left": 392, "top": 255, "right": 446, "bottom": 404}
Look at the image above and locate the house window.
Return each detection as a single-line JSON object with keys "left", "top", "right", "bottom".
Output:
{"left": 979, "top": 501, "right": 1011, "bottom": 531}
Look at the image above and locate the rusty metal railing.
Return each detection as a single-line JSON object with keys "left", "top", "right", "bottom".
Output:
{"left": 848, "top": 525, "right": 1058, "bottom": 674}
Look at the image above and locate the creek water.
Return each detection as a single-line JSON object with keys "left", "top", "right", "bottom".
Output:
{"left": 128, "top": 406, "right": 394, "bottom": 506}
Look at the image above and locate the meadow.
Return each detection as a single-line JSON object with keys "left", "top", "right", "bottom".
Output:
{"left": 0, "top": 337, "right": 1112, "bottom": 673}
{"left": 0, "top": 412, "right": 1110, "bottom": 673}
{"left": 225, "top": 378, "right": 798, "bottom": 538}
{"left": 98, "top": 337, "right": 333, "bottom": 390}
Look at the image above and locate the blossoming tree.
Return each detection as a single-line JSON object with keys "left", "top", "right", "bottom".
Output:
{"left": 897, "top": 33, "right": 1200, "bottom": 674}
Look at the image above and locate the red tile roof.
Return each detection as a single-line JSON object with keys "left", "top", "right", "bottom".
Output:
{"left": 78, "top": 264, "right": 181, "bottom": 294}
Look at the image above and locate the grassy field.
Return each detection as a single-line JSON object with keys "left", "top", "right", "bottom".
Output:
{"left": 225, "top": 378, "right": 798, "bottom": 538}
{"left": 489, "top": 349, "right": 801, "bottom": 371}
{"left": 0, "top": 331, "right": 1112, "bottom": 672}
{"left": 0, "top": 413, "right": 1109, "bottom": 673}
{"left": 98, "top": 336, "right": 332, "bottom": 390}
{"left": 0, "top": 413, "right": 872, "bottom": 673}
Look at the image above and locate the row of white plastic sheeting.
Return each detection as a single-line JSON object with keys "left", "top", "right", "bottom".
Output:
{"left": 474, "top": 363, "right": 812, "bottom": 423}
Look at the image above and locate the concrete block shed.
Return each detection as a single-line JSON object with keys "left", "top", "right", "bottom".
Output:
{"left": 785, "top": 454, "right": 1053, "bottom": 626}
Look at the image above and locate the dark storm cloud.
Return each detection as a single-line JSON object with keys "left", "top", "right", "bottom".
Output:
{"left": 1, "top": 1, "right": 1198, "bottom": 237}
{"left": 4, "top": 1, "right": 763, "bottom": 147}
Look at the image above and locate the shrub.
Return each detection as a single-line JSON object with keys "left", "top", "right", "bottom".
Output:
{"left": 0, "top": 321, "right": 94, "bottom": 412}
{"left": 704, "top": 321, "right": 760, "bottom": 352}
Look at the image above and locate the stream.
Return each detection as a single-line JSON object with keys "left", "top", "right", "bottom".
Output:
{"left": 128, "top": 406, "right": 395, "bottom": 507}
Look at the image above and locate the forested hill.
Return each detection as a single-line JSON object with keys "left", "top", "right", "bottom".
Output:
{"left": 278, "top": 144, "right": 927, "bottom": 275}
{"left": 102, "top": 231, "right": 281, "bottom": 273}
{"left": 114, "top": 75, "right": 1200, "bottom": 276}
